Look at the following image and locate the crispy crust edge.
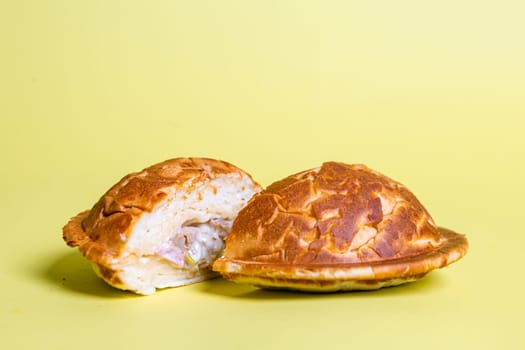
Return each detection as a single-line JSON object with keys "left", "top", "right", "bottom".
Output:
{"left": 62, "top": 210, "right": 91, "bottom": 248}
{"left": 213, "top": 227, "right": 468, "bottom": 291}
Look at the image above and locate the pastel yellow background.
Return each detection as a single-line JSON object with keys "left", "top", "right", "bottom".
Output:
{"left": 2, "top": 1, "right": 524, "bottom": 349}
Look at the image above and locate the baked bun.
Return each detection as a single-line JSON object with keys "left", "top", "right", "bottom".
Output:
{"left": 63, "top": 158, "right": 262, "bottom": 295}
{"left": 213, "top": 162, "right": 468, "bottom": 291}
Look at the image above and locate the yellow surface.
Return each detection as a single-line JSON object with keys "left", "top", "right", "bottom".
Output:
{"left": 2, "top": 1, "right": 524, "bottom": 349}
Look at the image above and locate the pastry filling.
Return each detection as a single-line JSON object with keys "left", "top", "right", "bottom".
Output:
{"left": 158, "top": 218, "right": 232, "bottom": 270}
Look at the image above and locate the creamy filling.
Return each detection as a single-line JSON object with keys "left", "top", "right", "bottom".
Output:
{"left": 157, "top": 218, "right": 231, "bottom": 270}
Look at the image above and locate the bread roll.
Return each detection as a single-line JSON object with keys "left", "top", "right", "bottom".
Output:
{"left": 213, "top": 162, "right": 468, "bottom": 291}
{"left": 63, "top": 158, "right": 262, "bottom": 295}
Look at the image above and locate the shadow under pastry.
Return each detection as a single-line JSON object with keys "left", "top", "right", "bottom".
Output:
{"left": 43, "top": 251, "right": 137, "bottom": 298}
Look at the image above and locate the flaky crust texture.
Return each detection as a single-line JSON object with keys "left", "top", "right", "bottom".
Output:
{"left": 63, "top": 157, "right": 258, "bottom": 266}
{"left": 219, "top": 162, "right": 442, "bottom": 266}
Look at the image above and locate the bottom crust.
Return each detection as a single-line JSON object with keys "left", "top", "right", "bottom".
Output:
{"left": 92, "top": 262, "right": 219, "bottom": 295}
{"left": 214, "top": 227, "right": 468, "bottom": 292}
{"left": 220, "top": 273, "right": 428, "bottom": 292}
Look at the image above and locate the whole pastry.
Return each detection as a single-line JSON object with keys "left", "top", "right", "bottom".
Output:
{"left": 63, "top": 158, "right": 262, "bottom": 295}
{"left": 213, "top": 162, "right": 468, "bottom": 291}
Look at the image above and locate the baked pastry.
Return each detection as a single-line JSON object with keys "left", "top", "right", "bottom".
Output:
{"left": 63, "top": 158, "right": 262, "bottom": 295}
{"left": 213, "top": 162, "right": 468, "bottom": 291}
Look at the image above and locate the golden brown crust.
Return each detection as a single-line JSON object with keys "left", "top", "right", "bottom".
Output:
{"left": 220, "top": 162, "right": 441, "bottom": 266}
{"left": 62, "top": 157, "right": 258, "bottom": 266}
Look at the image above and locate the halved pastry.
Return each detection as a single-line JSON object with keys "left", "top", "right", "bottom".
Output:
{"left": 213, "top": 162, "right": 468, "bottom": 291}
{"left": 63, "top": 158, "right": 262, "bottom": 295}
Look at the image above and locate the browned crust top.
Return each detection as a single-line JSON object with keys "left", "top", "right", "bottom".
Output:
{"left": 221, "top": 162, "right": 442, "bottom": 265}
{"left": 62, "top": 157, "right": 258, "bottom": 264}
